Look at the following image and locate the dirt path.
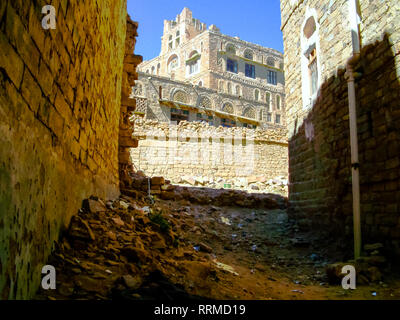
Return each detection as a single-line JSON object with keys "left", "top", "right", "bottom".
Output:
{"left": 159, "top": 200, "right": 400, "bottom": 300}
{"left": 35, "top": 186, "right": 400, "bottom": 300}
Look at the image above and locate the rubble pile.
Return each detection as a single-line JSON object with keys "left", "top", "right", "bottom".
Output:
{"left": 174, "top": 175, "right": 288, "bottom": 195}
{"left": 35, "top": 177, "right": 400, "bottom": 300}
{"left": 36, "top": 180, "right": 286, "bottom": 300}
{"left": 125, "top": 171, "right": 287, "bottom": 209}
{"left": 35, "top": 195, "right": 223, "bottom": 300}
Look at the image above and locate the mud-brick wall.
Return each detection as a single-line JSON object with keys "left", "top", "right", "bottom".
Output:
{"left": 131, "top": 119, "right": 288, "bottom": 182}
{"left": 288, "top": 35, "right": 400, "bottom": 257}
{"left": 0, "top": 0, "right": 127, "bottom": 299}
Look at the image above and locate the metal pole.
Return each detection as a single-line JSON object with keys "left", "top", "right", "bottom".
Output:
{"left": 347, "top": 0, "right": 361, "bottom": 259}
{"left": 346, "top": 63, "right": 361, "bottom": 259}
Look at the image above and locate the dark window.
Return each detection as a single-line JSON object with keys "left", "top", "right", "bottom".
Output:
{"left": 267, "top": 70, "right": 277, "bottom": 85}
{"left": 170, "top": 108, "right": 189, "bottom": 124}
{"left": 245, "top": 64, "right": 255, "bottom": 78}
{"left": 221, "top": 118, "right": 236, "bottom": 127}
{"left": 267, "top": 113, "right": 272, "bottom": 122}
{"left": 227, "top": 59, "right": 238, "bottom": 73}
{"left": 275, "top": 114, "right": 281, "bottom": 124}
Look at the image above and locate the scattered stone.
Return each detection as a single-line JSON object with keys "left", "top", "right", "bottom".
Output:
{"left": 58, "top": 284, "right": 74, "bottom": 297}
{"left": 82, "top": 197, "right": 106, "bottom": 213}
{"left": 198, "top": 242, "right": 213, "bottom": 253}
{"left": 107, "top": 231, "right": 117, "bottom": 241}
{"left": 325, "top": 262, "right": 349, "bottom": 284}
{"left": 122, "top": 275, "right": 143, "bottom": 290}
{"left": 68, "top": 216, "right": 96, "bottom": 241}
{"left": 364, "top": 243, "right": 384, "bottom": 252}
{"left": 112, "top": 217, "right": 125, "bottom": 226}
{"left": 151, "top": 176, "right": 165, "bottom": 185}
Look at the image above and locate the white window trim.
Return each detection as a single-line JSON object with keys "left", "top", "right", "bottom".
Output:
{"left": 300, "top": 8, "right": 322, "bottom": 111}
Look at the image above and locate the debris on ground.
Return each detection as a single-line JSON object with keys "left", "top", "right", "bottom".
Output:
{"left": 35, "top": 172, "right": 400, "bottom": 300}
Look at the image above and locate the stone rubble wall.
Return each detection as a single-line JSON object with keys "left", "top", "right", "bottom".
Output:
{"left": 130, "top": 118, "right": 288, "bottom": 192}
{"left": 0, "top": 0, "right": 129, "bottom": 299}
{"left": 119, "top": 17, "right": 142, "bottom": 188}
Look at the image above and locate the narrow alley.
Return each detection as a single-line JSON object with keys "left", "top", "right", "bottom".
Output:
{"left": 36, "top": 173, "right": 400, "bottom": 300}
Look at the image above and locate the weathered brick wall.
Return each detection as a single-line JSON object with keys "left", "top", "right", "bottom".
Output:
{"left": 0, "top": 0, "right": 127, "bottom": 299}
{"left": 281, "top": 0, "right": 400, "bottom": 257}
{"left": 130, "top": 118, "right": 288, "bottom": 186}
{"left": 119, "top": 17, "right": 142, "bottom": 188}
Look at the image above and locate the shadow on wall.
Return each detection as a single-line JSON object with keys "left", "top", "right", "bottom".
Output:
{"left": 288, "top": 33, "right": 400, "bottom": 258}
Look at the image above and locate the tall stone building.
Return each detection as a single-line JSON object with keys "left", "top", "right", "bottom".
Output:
{"left": 133, "top": 8, "right": 285, "bottom": 129}
{"left": 280, "top": 0, "right": 400, "bottom": 256}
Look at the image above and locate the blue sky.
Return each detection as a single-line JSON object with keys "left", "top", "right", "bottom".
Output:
{"left": 127, "top": 0, "right": 284, "bottom": 61}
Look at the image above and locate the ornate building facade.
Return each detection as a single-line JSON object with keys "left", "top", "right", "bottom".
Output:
{"left": 132, "top": 8, "right": 286, "bottom": 129}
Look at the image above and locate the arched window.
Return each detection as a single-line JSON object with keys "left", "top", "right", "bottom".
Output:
{"left": 265, "top": 92, "right": 271, "bottom": 109}
{"left": 254, "top": 89, "right": 259, "bottom": 101}
{"left": 199, "top": 96, "right": 212, "bottom": 109}
{"left": 175, "top": 30, "right": 180, "bottom": 47}
{"left": 222, "top": 102, "right": 234, "bottom": 114}
{"left": 157, "top": 63, "right": 160, "bottom": 75}
{"left": 198, "top": 81, "right": 203, "bottom": 87}
{"left": 226, "top": 44, "right": 236, "bottom": 55}
{"left": 167, "top": 54, "right": 179, "bottom": 73}
{"left": 173, "top": 90, "right": 188, "bottom": 104}
{"left": 219, "top": 80, "right": 224, "bottom": 93}
{"left": 146, "top": 69, "right": 149, "bottom": 74}
{"left": 151, "top": 66, "right": 155, "bottom": 74}
{"left": 244, "top": 49, "right": 253, "bottom": 60}
{"left": 168, "top": 35, "right": 173, "bottom": 50}
{"left": 267, "top": 57, "right": 275, "bottom": 67}
{"left": 301, "top": 11, "right": 321, "bottom": 109}
{"left": 187, "top": 50, "right": 200, "bottom": 74}
{"left": 235, "top": 85, "right": 241, "bottom": 96}
{"left": 276, "top": 95, "right": 281, "bottom": 110}
{"left": 243, "top": 106, "right": 256, "bottom": 119}
{"left": 227, "top": 82, "right": 232, "bottom": 94}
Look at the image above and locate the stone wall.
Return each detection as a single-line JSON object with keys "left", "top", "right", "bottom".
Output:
{"left": 281, "top": 0, "right": 400, "bottom": 256}
{"left": 0, "top": 0, "right": 129, "bottom": 299}
{"left": 130, "top": 118, "right": 288, "bottom": 190}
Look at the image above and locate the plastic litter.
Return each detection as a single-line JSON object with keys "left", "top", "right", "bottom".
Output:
{"left": 221, "top": 217, "right": 231, "bottom": 225}
{"left": 291, "top": 289, "right": 304, "bottom": 294}
{"left": 214, "top": 260, "right": 239, "bottom": 276}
